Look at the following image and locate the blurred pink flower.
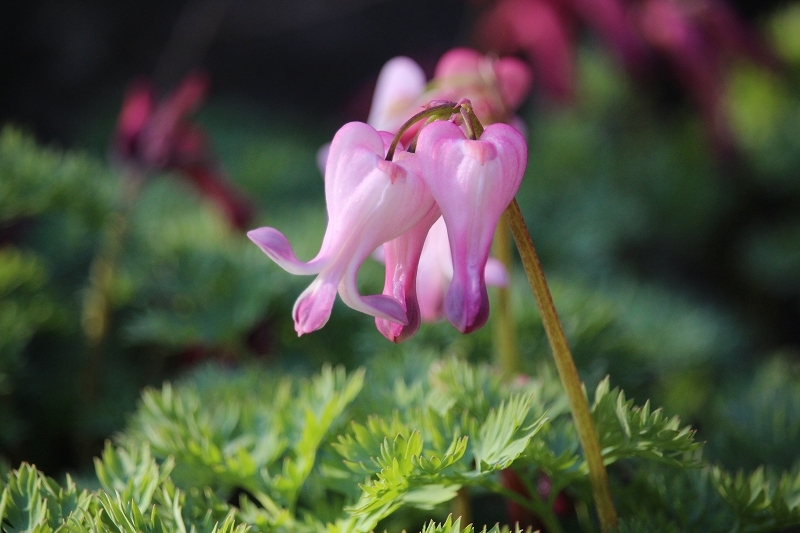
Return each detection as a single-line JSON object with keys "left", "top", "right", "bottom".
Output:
{"left": 471, "top": 0, "right": 778, "bottom": 151}
{"left": 248, "top": 122, "right": 436, "bottom": 335}
{"left": 475, "top": 0, "right": 577, "bottom": 101}
{"left": 112, "top": 71, "right": 253, "bottom": 228}
{"left": 368, "top": 56, "right": 428, "bottom": 134}
{"left": 367, "top": 48, "right": 533, "bottom": 136}
{"left": 635, "top": 0, "right": 780, "bottom": 153}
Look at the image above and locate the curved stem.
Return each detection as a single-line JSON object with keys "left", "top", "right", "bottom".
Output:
{"left": 385, "top": 102, "right": 458, "bottom": 160}
{"left": 505, "top": 199, "right": 618, "bottom": 532}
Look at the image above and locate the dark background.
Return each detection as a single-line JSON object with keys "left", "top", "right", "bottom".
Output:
{"left": 0, "top": 0, "right": 787, "bottom": 148}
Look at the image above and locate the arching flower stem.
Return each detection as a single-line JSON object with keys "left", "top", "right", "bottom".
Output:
{"left": 458, "top": 100, "right": 484, "bottom": 140}
{"left": 385, "top": 102, "right": 459, "bottom": 160}
{"left": 506, "top": 198, "right": 618, "bottom": 532}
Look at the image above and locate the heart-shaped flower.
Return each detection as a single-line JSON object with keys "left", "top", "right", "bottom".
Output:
{"left": 248, "top": 122, "right": 436, "bottom": 335}
{"left": 416, "top": 120, "right": 527, "bottom": 333}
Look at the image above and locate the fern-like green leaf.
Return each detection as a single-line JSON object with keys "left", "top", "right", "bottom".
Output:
{"left": 592, "top": 378, "right": 699, "bottom": 467}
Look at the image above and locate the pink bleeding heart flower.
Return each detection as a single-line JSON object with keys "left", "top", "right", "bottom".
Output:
{"left": 417, "top": 121, "right": 527, "bottom": 333}
{"left": 416, "top": 217, "right": 510, "bottom": 324}
{"left": 248, "top": 122, "right": 436, "bottom": 336}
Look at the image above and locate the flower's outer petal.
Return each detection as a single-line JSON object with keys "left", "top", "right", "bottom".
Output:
{"left": 376, "top": 203, "right": 441, "bottom": 342}
{"left": 434, "top": 48, "right": 483, "bottom": 78}
{"left": 293, "top": 275, "right": 339, "bottom": 335}
{"left": 254, "top": 121, "right": 438, "bottom": 336}
{"left": 368, "top": 57, "right": 427, "bottom": 132}
{"left": 324, "top": 122, "right": 386, "bottom": 196}
{"left": 323, "top": 155, "right": 431, "bottom": 263}
{"left": 323, "top": 124, "right": 436, "bottom": 326}
{"left": 334, "top": 153, "right": 434, "bottom": 325}
{"left": 485, "top": 257, "right": 509, "bottom": 287}
{"left": 417, "top": 120, "right": 527, "bottom": 333}
{"left": 339, "top": 259, "right": 409, "bottom": 325}
{"left": 248, "top": 227, "right": 329, "bottom": 275}
{"left": 494, "top": 57, "right": 534, "bottom": 109}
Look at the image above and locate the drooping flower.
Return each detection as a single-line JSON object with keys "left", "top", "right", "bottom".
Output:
{"left": 248, "top": 122, "right": 436, "bottom": 335}
{"left": 416, "top": 120, "right": 527, "bottom": 333}
{"left": 363, "top": 50, "right": 529, "bottom": 340}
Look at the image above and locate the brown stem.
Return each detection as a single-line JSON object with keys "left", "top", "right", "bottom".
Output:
{"left": 451, "top": 487, "right": 472, "bottom": 526}
{"left": 505, "top": 199, "right": 618, "bottom": 532}
{"left": 385, "top": 102, "right": 458, "bottom": 161}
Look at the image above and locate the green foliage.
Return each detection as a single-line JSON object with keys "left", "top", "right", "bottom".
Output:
{"left": 0, "top": 248, "right": 57, "bottom": 392}
{"left": 3, "top": 359, "right": 800, "bottom": 533}
{"left": 121, "top": 364, "right": 363, "bottom": 533}
{"left": 416, "top": 515, "right": 527, "bottom": 533}
{"left": 0, "top": 462, "right": 244, "bottom": 533}
{"left": 591, "top": 379, "right": 700, "bottom": 467}
{"left": 704, "top": 357, "right": 800, "bottom": 471}
{"left": 0, "top": 126, "right": 116, "bottom": 225}
{"left": 615, "top": 461, "right": 800, "bottom": 533}
{"left": 712, "top": 466, "right": 800, "bottom": 532}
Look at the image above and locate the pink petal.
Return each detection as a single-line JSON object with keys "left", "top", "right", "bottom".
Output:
{"left": 494, "top": 57, "right": 534, "bottom": 109}
{"left": 293, "top": 276, "right": 339, "bottom": 335}
{"left": 247, "top": 227, "right": 329, "bottom": 275}
{"left": 375, "top": 204, "right": 441, "bottom": 342}
{"left": 485, "top": 257, "right": 509, "bottom": 287}
{"left": 368, "top": 56, "right": 427, "bottom": 132}
{"left": 416, "top": 216, "right": 452, "bottom": 323}
{"left": 434, "top": 48, "right": 483, "bottom": 78}
{"left": 339, "top": 249, "right": 409, "bottom": 325}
